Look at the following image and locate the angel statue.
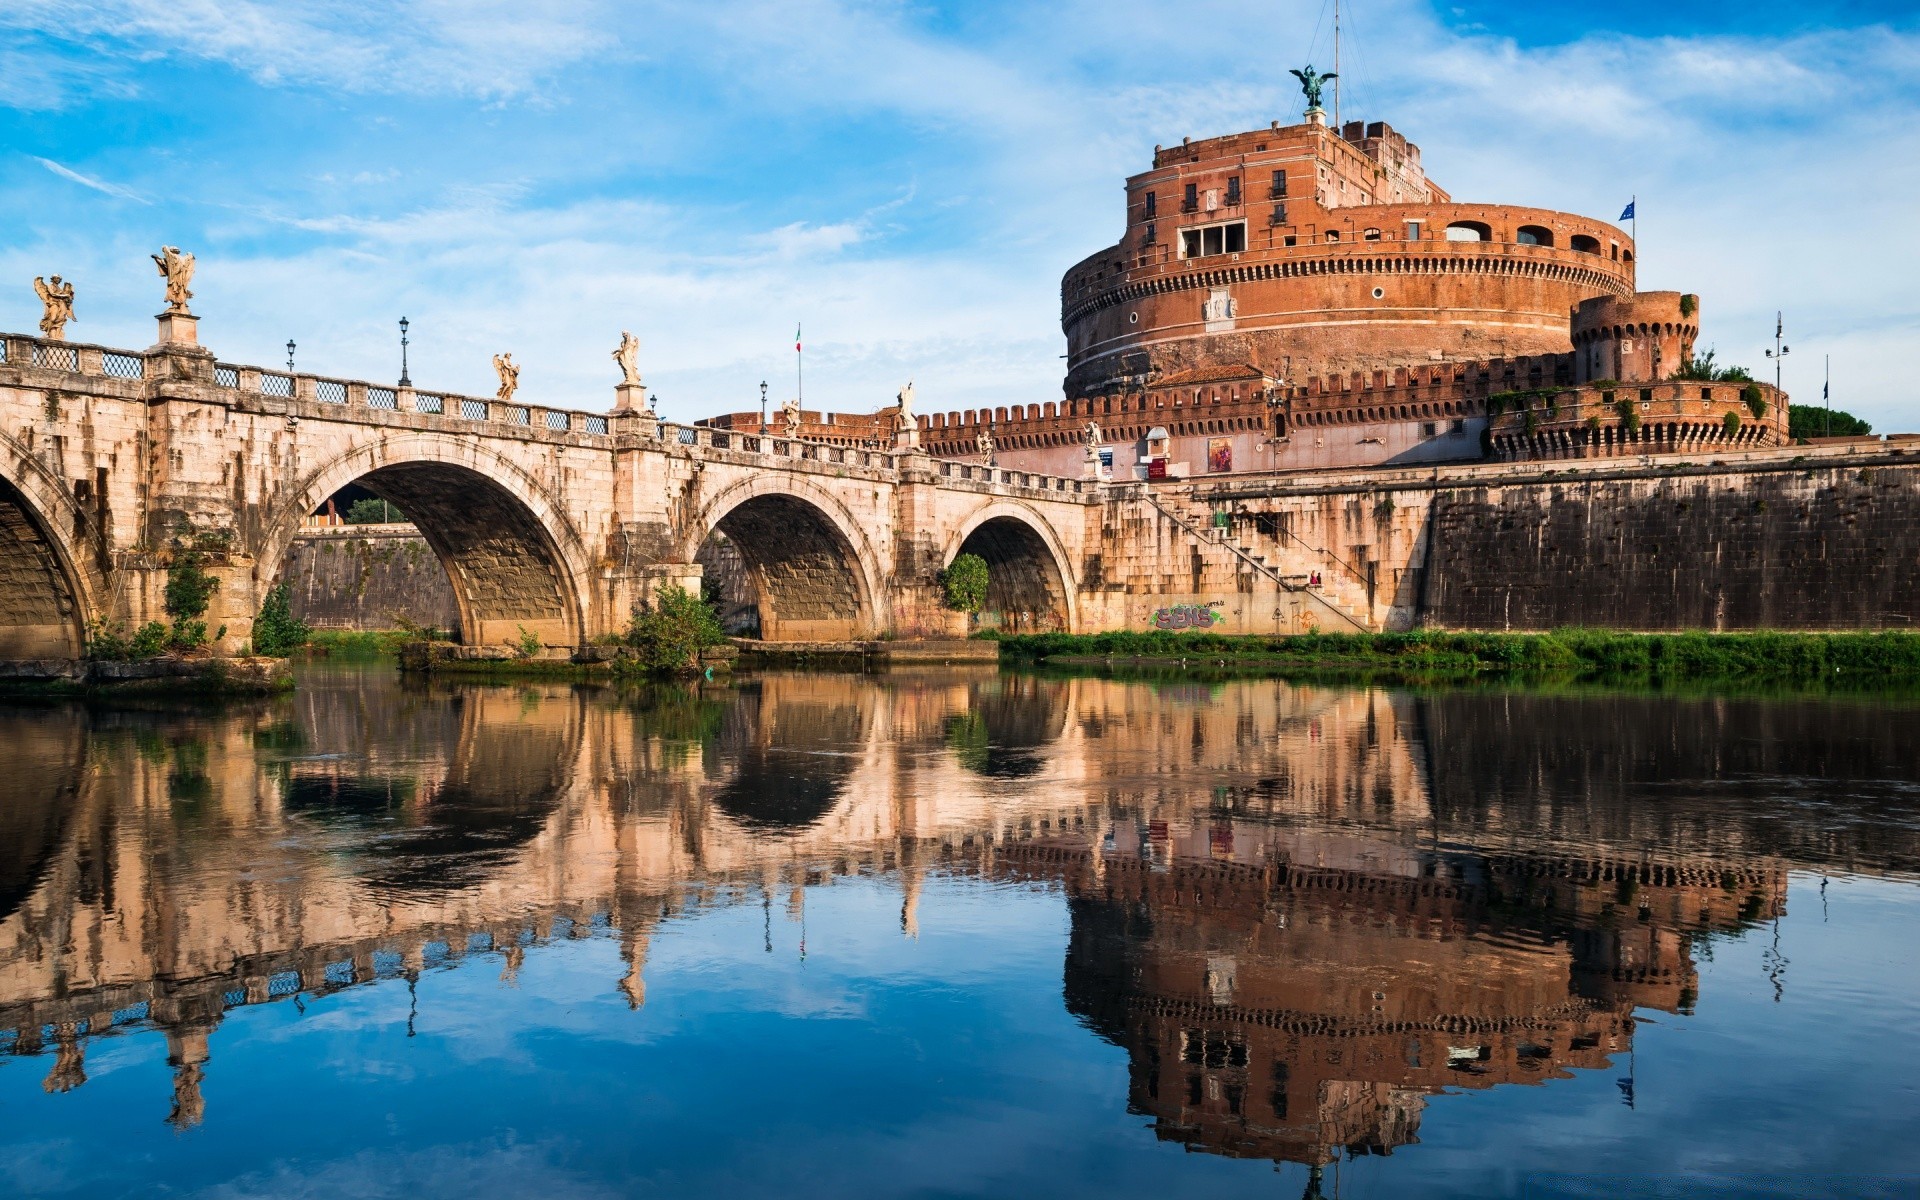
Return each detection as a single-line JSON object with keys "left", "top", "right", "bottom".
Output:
{"left": 1083, "top": 420, "right": 1103, "bottom": 459}
{"left": 889, "top": 379, "right": 916, "bottom": 432}
{"left": 781, "top": 395, "right": 802, "bottom": 436}
{"left": 33, "top": 275, "right": 75, "bottom": 340}
{"left": 976, "top": 426, "right": 996, "bottom": 467}
{"left": 1290, "top": 64, "right": 1337, "bottom": 113}
{"left": 151, "top": 246, "right": 195, "bottom": 313}
{"left": 613, "top": 331, "right": 642, "bottom": 386}
{"left": 493, "top": 352, "right": 520, "bottom": 402}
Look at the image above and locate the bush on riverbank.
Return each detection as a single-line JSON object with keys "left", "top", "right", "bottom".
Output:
{"left": 616, "top": 585, "right": 727, "bottom": 675}
{"left": 251, "top": 583, "right": 311, "bottom": 657}
{"left": 997, "top": 628, "right": 1920, "bottom": 684}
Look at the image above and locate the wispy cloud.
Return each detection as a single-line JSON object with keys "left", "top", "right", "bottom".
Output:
{"left": 31, "top": 156, "right": 150, "bottom": 203}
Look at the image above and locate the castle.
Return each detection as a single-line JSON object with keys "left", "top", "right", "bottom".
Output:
{"left": 701, "top": 104, "right": 1789, "bottom": 478}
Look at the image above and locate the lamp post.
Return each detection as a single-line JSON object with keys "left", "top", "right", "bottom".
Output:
{"left": 1765, "top": 311, "right": 1789, "bottom": 394}
{"left": 286, "top": 339, "right": 296, "bottom": 372}
{"left": 398, "top": 316, "right": 412, "bottom": 388}
{"left": 760, "top": 380, "right": 769, "bottom": 435}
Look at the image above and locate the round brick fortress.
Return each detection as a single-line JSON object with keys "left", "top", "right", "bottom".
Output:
{"left": 1061, "top": 118, "right": 1637, "bottom": 399}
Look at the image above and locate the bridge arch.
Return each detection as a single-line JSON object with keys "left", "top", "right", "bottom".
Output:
{"left": 0, "top": 434, "right": 105, "bottom": 662}
{"left": 942, "top": 501, "right": 1078, "bottom": 633}
{"left": 259, "top": 433, "right": 593, "bottom": 651}
{"left": 686, "top": 475, "right": 885, "bottom": 642}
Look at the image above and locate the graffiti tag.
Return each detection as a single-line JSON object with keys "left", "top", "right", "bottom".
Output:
{"left": 1149, "top": 602, "right": 1224, "bottom": 631}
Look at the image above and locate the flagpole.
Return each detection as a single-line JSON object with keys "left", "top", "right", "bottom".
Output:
{"left": 1825, "top": 353, "right": 1831, "bottom": 437}
{"left": 796, "top": 322, "right": 804, "bottom": 409}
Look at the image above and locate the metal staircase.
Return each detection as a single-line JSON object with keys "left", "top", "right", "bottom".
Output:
{"left": 1141, "top": 489, "right": 1373, "bottom": 632}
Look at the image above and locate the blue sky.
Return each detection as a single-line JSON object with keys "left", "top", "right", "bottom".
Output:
{"left": 1, "top": 0, "right": 1916, "bottom": 428}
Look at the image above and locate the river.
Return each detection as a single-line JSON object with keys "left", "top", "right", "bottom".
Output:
{"left": 1, "top": 664, "right": 1916, "bottom": 1198}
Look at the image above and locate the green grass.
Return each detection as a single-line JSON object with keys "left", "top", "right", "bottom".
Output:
{"left": 304, "top": 628, "right": 443, "bottom": 659}
{"left": 996, "top": 628, "right": 1920, "bottom": 689}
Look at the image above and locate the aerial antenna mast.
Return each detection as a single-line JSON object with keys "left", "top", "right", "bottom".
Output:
{"left": 1333, "top": 0, "right": 1341, "bottom": 128}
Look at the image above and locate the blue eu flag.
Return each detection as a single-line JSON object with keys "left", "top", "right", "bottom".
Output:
{"left": 1619, "top": 200, "right": 1636, "bottom": 221}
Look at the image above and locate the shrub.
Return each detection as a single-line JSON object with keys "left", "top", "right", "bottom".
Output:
{"left": 1615, "top": 399, "right": 1640, "bottom": 433}
{"left": 1741, "top": 385, "right": 1767, "bottom": 419}
{"left": 131, "top": 621, "right": 170, "bottom": 658}
{"left": 167, "top": 620, "right": 208, "bottom": 652}
{"left": 624, "top": 584, "right": 726, "bottom": 673}
{"left": 165, "top": 551, "right": 219, "bottom": 623}
{"left": 1674, "top": 348, "right": 1753, "bottom": 383}
{"left": 515, "top": 625, "right": 542, "bottom": 658}
{"left": 251, "top": 583, "right": 311, "bottom": 657}
{"left": 1679, "top": 293, "right": 1697, "bottom": 318}
{"left": 1723, "top": 410, "right": 1742, "bottom": 435}
{"left": 940, "top": 553, "right": 989, "bottom": 613}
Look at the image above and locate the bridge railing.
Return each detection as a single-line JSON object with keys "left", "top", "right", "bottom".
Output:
{"left": 654, "top": 420, "right": 899, "bottom": 471}
{"left": 936, "top": 458, "right": 1093, "bottom": 495}
{"left": 0, "top": 332, "right": 614, "bottom": 438}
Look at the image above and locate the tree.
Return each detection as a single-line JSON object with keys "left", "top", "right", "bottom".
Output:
{"left": 1789, "top": 404, "right": 1872, "bottom": 440}
{"left": 251, "top": 582, "right": 311, "bottom": 657}
{"left": 344, "top": 497, "right": 404, "bottom": 524}
{"left": 1673, "top": 348, "right": 1754, "bottom": 383}
{"left": 623, "top": 584, "right": 726, "bottom": 673}
{"left": 939, "top": 554, "right": 989, "bottom": 613}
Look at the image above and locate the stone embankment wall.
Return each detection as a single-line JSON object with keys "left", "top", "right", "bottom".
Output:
{"left": 279, "top": 524, "right": 460, "bottom": 633}
{"left": 1420, "top": 455, "right": 1920, "bottom": 630}
{"left": 1168, "top": 440, "right": 1920, "bottom": 633}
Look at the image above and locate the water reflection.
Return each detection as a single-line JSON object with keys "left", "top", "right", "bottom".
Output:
{"left": 0, "top": 671, "right": 1917, "bottom": 1193}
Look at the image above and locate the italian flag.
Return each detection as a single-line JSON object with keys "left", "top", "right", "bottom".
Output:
{"left": 795, "top": 323, "right": 802, "bottom": 353}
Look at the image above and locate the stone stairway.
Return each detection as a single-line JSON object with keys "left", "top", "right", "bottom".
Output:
{"left": 1143, "top": 490, "right": 1373, "bottom": 632}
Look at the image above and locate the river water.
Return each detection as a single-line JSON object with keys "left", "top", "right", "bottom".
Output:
{"left": 0, "top": 664, "right": 1917, "bottom": 1199}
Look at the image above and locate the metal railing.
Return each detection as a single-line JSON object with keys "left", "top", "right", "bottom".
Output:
{"left": 459, "top": 398, "right": 487, "bottom": 421}
{"left": 316, "top": 380, "right": 347, "bottom": 404}
{"left": 415, "top": 393, "right": 444, "bottom": 415}
{"left": 215, "top": 365, "right": 239, "bottom": 388}
{"left": 261, "top": 373, "right": 293, "bottom": 398}
{"left": 103, "top": 352, "right": 144, "bottom": 380}
{"left": 33, "top": 344, "right": 78, "bottom": 371}
{"left": 367, "top": 387, "right": 398, "bottom": 410}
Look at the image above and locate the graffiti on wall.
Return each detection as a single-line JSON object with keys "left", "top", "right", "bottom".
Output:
{"left": 1148, "top": 601, "right": 1225, "bottom": 630}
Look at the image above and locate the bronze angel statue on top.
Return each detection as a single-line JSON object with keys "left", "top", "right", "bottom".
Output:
{"left": 1290, "top": 65, "right": 1337, "bottom": 112}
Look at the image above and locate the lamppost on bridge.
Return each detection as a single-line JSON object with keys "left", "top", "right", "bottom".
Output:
{"left": 286, "top": 339, "right": 296, "bottom": 372}
{"left": 1765, "top": 311, "right": 1789, "bottom": 394}
{"left": 398, "top": 316, "right": 412, "bottom": 388}
{"left": 760, "top": 380, "right": 769, "bottom": 435}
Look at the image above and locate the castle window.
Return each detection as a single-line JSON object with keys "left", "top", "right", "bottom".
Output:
{"left": 1325, "top": 230, "right": 1340, "bottom": 243}
{"left": 1421, "top": 422, "right": 1438, "bottom": 439}
{"left": 1270, "top": 169, "right": 1287, "bottom": 197}
{"left": 1610, "top": 241, "right": 1620, "bottom": 260}
{"left": 1182, "top": 183, "right": 1198, "bottom": 212}
{"left": 1571, "top": 234, "right": 1601, "bottom": 254}
{"left": 1445, "top": 221, "right": 1491, "bottom": 241}
{"left": 1363, "top": 227, "right": 1382, "bottom": 241}
{"left": 1405, "top": 219, "right": 1422, "bottom": 240}
{"left": 1516, "top": 224, "right": 1554, "bottom": 247}
{"left": 1225, "top": 176, "right": 1241, "bottom": 205}
{"left": 1181, "top": 220, "right": 1247, "bottom": 259}
{"left": 1142, "top": 221, "right": 1156, "bottom": 245}
{"left": 1284, "top": 235, "right": 1297, "bottom": 246}
{"left": 1270, "top": 202, "right": 1288, "bottom": 226}
{"left": 1144, "top": 191, "right": 1157, "bottom": 218}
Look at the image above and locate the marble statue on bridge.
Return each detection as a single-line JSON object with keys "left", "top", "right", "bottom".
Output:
{"left": 976, "top": 425, "right": 996, "bottom": 467}
{"left": 781, "top": 395, "right": 802, "bottom": 436}
{"left": 613, "top": 331, "right": 642, "bottom": 386}
{"left": 151, "top": 246, "right": 195, "bottom": 313}
{"left": 493, "top": 352, "right": 520, "bottom": 402}
{"left": 33, "top": 275, "right": 74, "bottom": 340}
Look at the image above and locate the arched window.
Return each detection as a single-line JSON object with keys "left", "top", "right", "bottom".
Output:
{"left": 1325, "top": 229, "right": 1342, "bottom": 243}
{"left": 1445, "top": 221, "right": 1491, "bottom": 242}
{"left": 1363, "top": 227, "right": 1383, "bottom": 241}
{"left": 1570, "top": 234, "right": 1601, "bottom": 254}
{"left": 1516, "top": 225, "right": 1553, "bottom": 247}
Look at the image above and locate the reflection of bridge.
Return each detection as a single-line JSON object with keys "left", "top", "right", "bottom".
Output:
{"left": 3, "top": 676, "right": 1908, "bottom": 1146}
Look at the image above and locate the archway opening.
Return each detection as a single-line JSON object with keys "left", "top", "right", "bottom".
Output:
{"left": 694, "top": 494, "right": 871, "bottom": 642}
{"left": 0, "top": 476, "right": 84, "bottom": 661}
{"left": 281, "top": 462, "right": 578, "bottom": 650}
{"left": 952, "top": 515, "right": 1069, "bottom": 634}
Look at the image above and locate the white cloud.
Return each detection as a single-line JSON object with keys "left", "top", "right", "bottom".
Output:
{"left": 31, "top": 155, "right": 150, "bottom": 203}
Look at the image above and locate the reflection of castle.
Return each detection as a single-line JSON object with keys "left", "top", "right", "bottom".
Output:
{"left": 0, "top": 675, "right": 1893, "bottom": 1139}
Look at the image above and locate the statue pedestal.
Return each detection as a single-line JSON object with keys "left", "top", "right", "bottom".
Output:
{"left": 893, "top": 426, "right": 921, "bottom": 451}
{"left": 152, "top": 311, "right": 200, "bottom": 348}
{"left": 1305, "top": 107, "right": 1327, "bottom": 126}
{"left": 613, "top": 382, "right": 646, "bottom": 413}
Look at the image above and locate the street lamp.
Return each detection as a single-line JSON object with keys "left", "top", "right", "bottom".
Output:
{"left": 1764, "top": 311, "right": 1789, "bottom": 393}
{"left": 398, "top": 316, "right": 412, "bottom": 388}
{"left": 286, "top": 339, "right": 296, "bottom": 372}
{"left": 760, "top": 380, "right": 769, "bottom": 435}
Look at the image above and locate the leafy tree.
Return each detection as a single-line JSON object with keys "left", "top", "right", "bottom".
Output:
{"left": 344, "top": 497, "right": 404, "bottom": 524}
{"left": 1789, "top": 404, "right": 1872, "bottom": 440}
{"left": 1673, "top": 348, "right": 1754, "bottom": 383}
{"left": 252, "top": 582, "right": 311, "bottom": 657}
{"left": 940, "top": 553, "right": 989, "bottom": 613}
{"left": 164, "top": 550, "right": 219, "bottom": 623}
{"left": 623, "top": 584, "right": 726, "bottom": 673}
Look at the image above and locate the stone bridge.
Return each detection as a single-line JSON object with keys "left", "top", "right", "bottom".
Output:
{"left": 0, "top": 313, "right": 1115, "bottom": 663}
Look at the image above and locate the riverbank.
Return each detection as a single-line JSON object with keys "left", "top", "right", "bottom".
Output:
{"left": 993, "top": 629, "right": 1920, "bottom": 688}
{"left": 0, "top": 655, "right": 293, "bottom": 697}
